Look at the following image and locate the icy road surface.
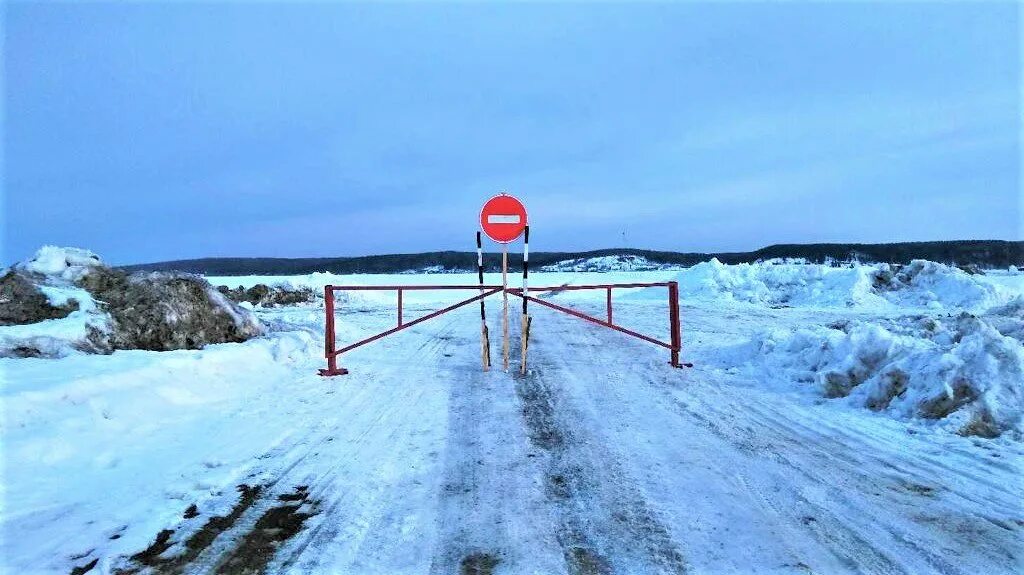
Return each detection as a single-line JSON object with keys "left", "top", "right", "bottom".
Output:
{"left": 2, "top": 271, "right": 1022, "bottom": 574}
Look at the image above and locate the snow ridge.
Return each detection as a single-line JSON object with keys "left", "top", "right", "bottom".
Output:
{"left": 661, "top": 258, "right": 1010, "bottom": 311}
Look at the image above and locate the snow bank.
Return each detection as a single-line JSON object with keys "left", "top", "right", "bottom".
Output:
{"left": 735, "top": 311, "right": 1024, "bottom": 437}
{"left": 671, "top": 258, "right": 883, "bottom": 308}
{"left": 629, "top": 258, "right": 1012, "bottom": 311}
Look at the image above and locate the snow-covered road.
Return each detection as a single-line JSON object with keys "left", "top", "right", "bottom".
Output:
{"left": 3, "top": 270, "right": 1022, "bottom": 574}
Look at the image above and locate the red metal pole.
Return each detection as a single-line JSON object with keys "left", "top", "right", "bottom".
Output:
{"left": 397, "top": 288, "right": 403, "bottom": 327}
{"left": 606, "top": 287, "right": 613, "bottom": 323}
{"left": 320, "top": 285, "right": 348, "bottom": 376}
{"left": 324, "top": 285, "right": 334, "bottom": 361}
{"left": 668, "top": 281, "right": 681, "bottom": 368}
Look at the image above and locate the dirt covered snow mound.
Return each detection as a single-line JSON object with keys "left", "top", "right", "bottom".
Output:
{"left": 217, "top": 283, "right": 317, "bottom": 307}
{"left": 869, "top": 260, "right": 1003, "bottom": 309}
{"left": 660, "top": 258, "right": 1006, "bottom": 310}
{"left": 0, "top": 269, "right": 81, "bottom": 325}
{"left": 0, "top": 246, "right": 262, "bottom": 358}
{"left": 739, "top": 310, "right": 1024, "bottom": 437}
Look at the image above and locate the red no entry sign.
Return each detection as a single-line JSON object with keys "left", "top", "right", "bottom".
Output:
{"left": 480, "top": 194, "right": 528, "bottom": 243}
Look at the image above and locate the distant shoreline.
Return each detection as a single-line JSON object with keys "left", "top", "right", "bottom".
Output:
{"left": 120, "top": 240, "right": 1023, "bottom": 276}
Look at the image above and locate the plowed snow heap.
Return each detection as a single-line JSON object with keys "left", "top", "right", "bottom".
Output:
{"left": 0, "top": 246, "right": 262, "bottom": 358}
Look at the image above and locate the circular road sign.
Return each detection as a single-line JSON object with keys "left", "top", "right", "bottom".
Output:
{"left": 480, "top": 194, "right": 528, "bottom": 244}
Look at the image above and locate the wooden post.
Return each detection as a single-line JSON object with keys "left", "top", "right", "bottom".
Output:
{"left": 669, "top": 280, "right": 681, "bottom": 368}
{"left": 606, "top": 287, "right": 613, "bottom": 323}
{"left": 502, "top": 244, "right": 510, "bottom": 370}
{"left": 397, "top": 288, "right": 403, "bottom": 327}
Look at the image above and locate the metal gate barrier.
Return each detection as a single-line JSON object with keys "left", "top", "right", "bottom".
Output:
{"left": 319, "top": 281, "right": 689, "bottom": 376}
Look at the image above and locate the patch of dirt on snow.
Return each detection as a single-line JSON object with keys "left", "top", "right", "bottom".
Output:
{"left": 459, "top": 552, "right": 502, "bottom": 575}
{"left": 115, "top": 484, "right": 263, "bottom": 574}
{"left": 182, "top": 484, "right": 264, "bottom": 565}
{"left": 127, "top": 528, "right": 176, "bottom": 568}
{"left": 69, "top": 557, "right": 99, "bottom": 575}
{"left": 565, "top": 546, "right": 613, "bottom": 575}
{"left": 212, "top": 485, "right": 318, "bottom": 575}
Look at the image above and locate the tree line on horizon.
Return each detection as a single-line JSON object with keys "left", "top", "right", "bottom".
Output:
{"left": 121, "top": 240, "right": 1023, "bottom": 276}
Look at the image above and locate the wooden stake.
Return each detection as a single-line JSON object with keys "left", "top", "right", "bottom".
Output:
{"left": 520, "top": 313, "right": 529, "bottom": 374}
{"left": 502, "top": 246, "right": 510, "bottom": 370}
{"left": 482, "top": 324, "right": 490, "bottom": 370}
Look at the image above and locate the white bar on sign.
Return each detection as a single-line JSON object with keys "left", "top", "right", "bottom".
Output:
{"left": 487, "top": 214, "right": 521, "bottom": 224}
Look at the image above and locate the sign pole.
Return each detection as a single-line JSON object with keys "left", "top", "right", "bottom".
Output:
{"left": 502, "top": 243, "right": 510, "bottom": 371}
{"left": 476, "top": 231, "right": 490, "bottom": 371}
{"left": 520, "top": 225, "right": 530, "bottom": 375}
{"left": 479, "top": 192, "right": 527, "bottom": 374}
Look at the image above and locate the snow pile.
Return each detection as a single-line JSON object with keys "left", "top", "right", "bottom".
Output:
{"left": 668, "top": 258, "right": 882, "bottom": 308}
{"left": 870, "top": 260, "right": 1002, "bottom": 309}
{"left": 19, "top": 245, "right": 104, "bottom": 281}
{"left": 736, "top": 311, "right": 1024, "bottom": 437}
{"left": 630, "top": 258, "right": 1008, "bottom": 310}
{"left": 541, "top": 255, "right": 678, "bottom": 273}
{"left": 1, "top": 247, "right": 262, "bottom": 358}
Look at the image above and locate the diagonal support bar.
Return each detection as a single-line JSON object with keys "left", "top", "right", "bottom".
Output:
{"left": 331, "top": 287, "right": 504, "bottom": 357}
{"left": 507, "top": 291, "right": 674, "bottom": 350}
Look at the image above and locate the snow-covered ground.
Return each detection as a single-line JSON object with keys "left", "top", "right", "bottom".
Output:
{"left": 2, "top": 262, "right": 1023, "bottom": 574}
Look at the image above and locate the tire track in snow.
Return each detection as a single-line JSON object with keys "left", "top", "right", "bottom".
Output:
{"left": 516, "top": 352, "right": 688, "bottom": 574}
{"left": 429, "top": 314, "right": 564, "bottom": 575}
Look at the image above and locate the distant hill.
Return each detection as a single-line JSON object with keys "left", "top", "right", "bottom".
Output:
{"left": 121, "top": 240, "right": 1023, "bottom": 276}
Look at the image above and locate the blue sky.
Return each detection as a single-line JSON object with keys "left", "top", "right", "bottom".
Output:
{"left": 4, "top": 2, "right": 1020, "bottom": 264}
